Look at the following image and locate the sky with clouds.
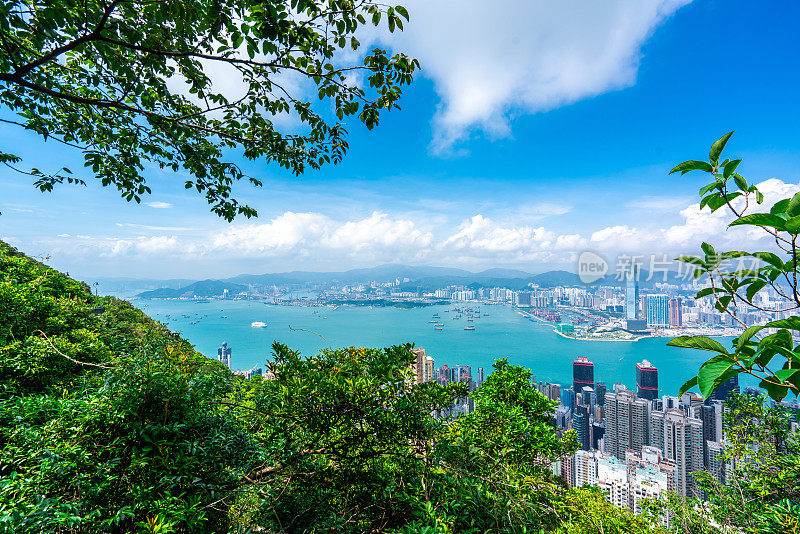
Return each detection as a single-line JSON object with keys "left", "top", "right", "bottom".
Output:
{"left": 2, "top": 0, "right": 800, "bottom": 279}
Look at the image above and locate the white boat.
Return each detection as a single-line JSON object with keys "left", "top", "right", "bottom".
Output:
{"left": 251, "top": 321, "right": 268, "bottom": 328}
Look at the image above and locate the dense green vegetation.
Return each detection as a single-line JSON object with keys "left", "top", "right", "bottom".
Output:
{"left": 0, "top": 240, "right": 658, "bottom": 533}
{"left": 0, "top": 0, "right": 418, "bottom": 219}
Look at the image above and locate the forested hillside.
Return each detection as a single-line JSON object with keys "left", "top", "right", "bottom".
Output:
{"left": 0, "top": 240, "right": 663, "bottom": 533}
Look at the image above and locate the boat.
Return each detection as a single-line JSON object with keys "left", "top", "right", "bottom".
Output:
{"left": 251, "top": 321, "right": 268, "bottom": 328}
{"left": 435, "top": 326, "right": 444, "bottom": 330}
{"left": 428, "top": 320, "right": 436, "bottom": 323}
{"left": 464, "top": 326, "right": 475, "bottom": 331}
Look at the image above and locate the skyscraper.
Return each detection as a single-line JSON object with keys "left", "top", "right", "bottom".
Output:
{"left": 595, "top": 382, "right": 607, "bottom": 407}
{"left": 701, "top": 401, "right": 724, "bottom": 467}
{"left": 668, "top": 297, "right": 682, "bottom": 327}
{"left": 706, "top": 375, "right": 740, "bottom": 404}
{"left": 573, "top": 356, "right": 594, "bottom": 394}
{"left": 650, "top": 408, "right": 703, "bottom": 497}
{"left": 647, "top": 294, "right": 670, "bottom": 328}
{"left": 604, "top": 386, "right": 649, "bottom": 461}
{"left": 636, "top": 360, "right": 658, "bottom": 401}
{"left": 573, "top": 405, "right": 590, "bottom": 451}
{"left": 624, "top": 264, "right": 648, "bottom": 330}
{"left": 217, "top": 342, "right": 231, "bottom": 369}
{"left": 477, "top": 367, "right": 485, "bottom": 388}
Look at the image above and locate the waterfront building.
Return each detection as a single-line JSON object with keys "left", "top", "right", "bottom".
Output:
{"left": 581, "top": 386, "right": 596, "bottom": 408}
{"left": 624, "top": 265, "right": 648, "bottom": 330}
{"left": 669, "top": 297, "right": 683, "bottom": 327}
{"left": 636, "top": 360, "right": 658, "bottom": 401}
{"left": 647, "top": 294, "right": 670, "bottom": 328}
{"left": 573, "top": 356, "right": 594, "bottom": 394}
{"left": 604, "top": 386, "right": 649, "bottom": 461}
{"left": 217, "top": 342, "right": 231, "bottom": 369}
{"left": 477, "top": 367, "right": 485, "bottom": 388}
{"left": 650, "top": 408, "right": 703, "bottom": 497}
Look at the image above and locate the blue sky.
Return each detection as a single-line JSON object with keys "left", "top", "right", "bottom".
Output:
{"left": 2, "top": 0, "right": 800, "bottom": 279}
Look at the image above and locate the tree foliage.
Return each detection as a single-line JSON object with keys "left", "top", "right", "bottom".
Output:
{"left": 668, "top": 132, "right": 800, "bottom": 401}
{"left": 0, "top": 0, "right": 418, "bottom": 219}
{"left": 0, "top": 240, "right": 658, "bottom": 533}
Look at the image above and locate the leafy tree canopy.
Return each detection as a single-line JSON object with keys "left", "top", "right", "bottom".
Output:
{"left": 0, "top": 0, "right": 418, "bottom": 220}
{"left": 668, "top": 132, "right": 800, "bottom": 401}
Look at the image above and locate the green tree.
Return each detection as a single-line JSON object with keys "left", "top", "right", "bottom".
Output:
{"left": 668, "top": 132, "right": 800, "bottom": 401}
{"left": 0, "top": 0, "right": 418, "bottom": 220}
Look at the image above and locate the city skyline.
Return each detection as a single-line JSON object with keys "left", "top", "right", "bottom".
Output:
{"left": 2, "top": 0, "right": 800, "bottom": 279}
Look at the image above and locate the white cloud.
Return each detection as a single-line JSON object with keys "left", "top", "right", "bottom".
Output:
{"left": 626, "top": 196, "right": 693, "bottom": 210}
{"left": 374, "top": 0, "right": 690, "bottom": 151}
{"left": 590, "top": 178, "right": 800, "bottom": 254}
{"left": 146, "top": 201, "right": 173, "bottom": 209}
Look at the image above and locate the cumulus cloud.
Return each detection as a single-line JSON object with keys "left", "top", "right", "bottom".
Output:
{"left": 590, "top": 178, "right": 800, "bottom": 254}
{"left": 374, "top": 0, "right": 690, "bottom": 151}
{"left": 441, "top": 214, "right": 586, "bottom": 264}
{"left": 212, "top": 211, "right": 433, "bottom": 261}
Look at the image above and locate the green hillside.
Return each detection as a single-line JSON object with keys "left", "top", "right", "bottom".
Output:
{"left": 8, "top": 240, "right": 793, "bottom": 534}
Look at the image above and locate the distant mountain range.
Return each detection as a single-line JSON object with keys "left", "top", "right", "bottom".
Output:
{"left": 137, "top": 279, "right": 247, "bottom": 299}
{"left": 130, "top": 264, "right": 687, "bottom": 298}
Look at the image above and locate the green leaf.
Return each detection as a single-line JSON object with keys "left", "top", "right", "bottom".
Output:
{"left": 774, "top": 368, "right": 800, "bottom": 382}
{"left": 736, "top": 325, "right": 765, "bottom": 348}
{"left": 771, "top": 198, "right": 790, "bottom": 215}
{"left": 670, "top": 160, "right": 713, "bottom": 175}
{"left": 678, "top": 376, "right": 698, "bottom": 398}
{"left": 725, "top": 159, "right": 743, "bottom": 179}
{"left": 785, "top": 215, "right": 800, "bottom": 234}
{"left": 787, "top": 192, "right": 800, "bottom": 217}
{"left": 395, "top": 5, "right": 409, "bottom": 20}
{"left": 759, "top": 378, "right": 789, "bottom": 402}
{"left": 667, "top": 336, "right": 729, "bottom": 354}
{"left": 745, "top": 279, "right": 767, "bottom": 302}
{"left": 701, "top": 242, "right": 715, "bottom": 257}
{"left": 765, "top": 317, "right": 800, "bottom": 330}
{"left": 752, "top": 252, "right": 784, "bottom": 268}
{"left": 709, "top": 131, "right": 735, "bottom": 165}
{"left": 728, "top": 213, "right": 787, "bottom": 231}
{"left": 698, "top": 355, "right": 736, "bottom": 398}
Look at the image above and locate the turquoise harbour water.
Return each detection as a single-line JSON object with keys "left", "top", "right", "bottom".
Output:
{"left": 134, "top": 299, "right": 749, "bottom": 396}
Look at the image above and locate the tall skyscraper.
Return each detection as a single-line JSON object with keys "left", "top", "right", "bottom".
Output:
{"left": 562, "top": 387, "right": 576, "bottom": 411}
{"left": 573, "top": 405, "right": 590, "bottom": 451}
{"left": 706, "top": 375, "right": 740, "bottom": 404}
{"left": 701, "top": 401, "right": 724, "bottom": 467}
{"left": 217, "top": 342, "right": 231, "bottom": 369}
{"left": 647, "top": 294, "right": 670, "bottom": 328}
{"left": 604, "top": 387, "right": 649, "bottom": 461}
{"left": 477, "top": 367, "right": 485, "bottom": 388}
{"left": 625, "top": 264, "right": 639, "bottom": 321}
{"left": 595, "top": 382, "right": 607, "bottom": 407}
{"left": 636, "top": 360, "right": 658, "bottom": 401}
{"left": 624, "top": 264, "right": 647, "bottom": 330}
{"left": 650, "top": 408, "right": 703, "bottom": 497}
{"left": 668, "top": 297, "right": 683, "bottom": 327}
{"left": 573, "top": 356, "right": 594, "bottom": 394}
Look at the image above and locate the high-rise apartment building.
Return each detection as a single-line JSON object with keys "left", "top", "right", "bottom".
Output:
{"left": 604, "top": 386, "right": 649, "bottom": 461}
{"left": 573, "top": 356, "right": 594, "bottom": 394}
{"left": 217, "top": 342, "right": 231, "bottom": 369}
{"left": 650, "top": 408, "right": 703, "bottom": 497}
{"left": 636, "top": 360, "right": 658, "bottom": 401}
{"left": 410, "top": 347, "right": 435, "bottom": 383}
{"left": 647, "top": 294, "right": 670, "bottom": 327}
